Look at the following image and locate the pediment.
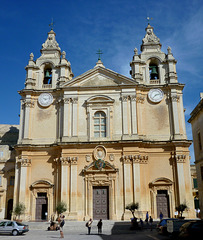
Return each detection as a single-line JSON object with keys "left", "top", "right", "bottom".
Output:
{"left": 149, "top": 177, "right": 173, "bottom": 187}
{"left": 86, "top": 95, "right": 114, "bottom": 104}
{"left": 83, "top": 161, "right": 119, "bottom": 173}
{"left": 63, "top": 66, "right": 137, "bottom": 88}
{"left": 30, "top": 179, "right": 54, "bottom": 188}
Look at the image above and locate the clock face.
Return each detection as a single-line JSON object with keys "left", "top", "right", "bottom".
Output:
{"left": 38, "top": 93, "right": 53, "bottom": 107}
{"left": 148, "top": 89, "right": 164, "bottom": 103}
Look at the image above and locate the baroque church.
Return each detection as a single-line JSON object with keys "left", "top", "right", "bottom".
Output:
{"left": 1, "top": 24, "right": 195, "bottom": 221}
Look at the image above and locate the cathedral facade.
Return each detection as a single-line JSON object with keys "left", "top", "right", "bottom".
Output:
{"left": 12, "top": 24, "right": 194, "bottom": 221}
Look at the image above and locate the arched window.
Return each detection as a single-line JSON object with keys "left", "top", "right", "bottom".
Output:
{"left": 94, "top": 111, "right": 106, "bottom": 137}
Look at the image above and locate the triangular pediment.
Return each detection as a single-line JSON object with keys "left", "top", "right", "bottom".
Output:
{"left": 62, "top": 66, "right": 138, "bottom": 88}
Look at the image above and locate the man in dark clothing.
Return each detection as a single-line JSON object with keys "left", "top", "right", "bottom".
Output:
{"left": 97, "top": 219, "right": 103, "bottom": 234}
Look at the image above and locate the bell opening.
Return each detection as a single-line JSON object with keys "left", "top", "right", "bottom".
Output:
{"left": 149, "top": 64, "right": 159, "bottom": 80}
{"left": 43, "top": 68, "right": 52, "bottom": 85}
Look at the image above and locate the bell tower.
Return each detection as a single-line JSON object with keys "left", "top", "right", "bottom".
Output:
{"left": 25, "top": 29, "right": 73, "bottom": 90}
{"left": 130, "top": 23, "right": 178, "bottom": 85}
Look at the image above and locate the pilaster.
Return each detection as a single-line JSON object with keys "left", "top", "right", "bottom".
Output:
{"left": 22, "top": 96, "right": 34, "bottom": 139}
{"left": 170, "top": 90, "right": 180, "bottom": 139}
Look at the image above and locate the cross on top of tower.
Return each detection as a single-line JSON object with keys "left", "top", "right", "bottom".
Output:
{"left": 49, "top": 18, "right": 55, "bottom": 30}
{"left": 96, "top": 49, "right": 103, "bottom": 60}
{"left": 146, "top": 17, "right": 153, "bottom": 25}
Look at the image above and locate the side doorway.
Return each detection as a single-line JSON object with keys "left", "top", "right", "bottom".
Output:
{"left": 6, "top": 199, "right": 13, "bottom": 220}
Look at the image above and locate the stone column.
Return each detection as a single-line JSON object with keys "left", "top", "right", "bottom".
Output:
{"left": 22, "top": 96, "right": 34, "bottom": 139}
{"left": 130, "top": 95, "right": 138, "bottom": 136}
{"left": 63, "top": 98, "right": 71, "bottom": 138}
{"left": 175, "top": 154, "right": 186, "bottom": 204}
{"left": 60, "top": 158, "right": 69, "bottom": 212}
{"left": 121, "top": 95, "right": 128, "bottom": 137}
{"left": 132, "top": 156, "right": 141, "bottom": 203}
{"left": 136, "top": 94, "right": 145, "bottom": 135}
{"left": 18, "top": 99, "right": 25, "bottom": 142}
{"left": 122, "top": 156, "right": 133, "bottom": 219}
{"left": 12, "top": 160, "right": 20, "bottom": 213}
{"left": 72, "top": 98, "right": 78, "bottom": 137}
{"left": 69, "top": 157, "right": 78, "bottom": 216}
{"left": 18, "top": 159, "right": 32, "bottom": 220}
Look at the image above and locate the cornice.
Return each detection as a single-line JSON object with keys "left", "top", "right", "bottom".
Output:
{"left": 14, "top": 139, "right": 192, "bottom": 150}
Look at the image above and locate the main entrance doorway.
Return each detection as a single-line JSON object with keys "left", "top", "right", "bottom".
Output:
{"left": 35, "top": 193, "right": 48, "bottom": 221}
{"left": 156, "top": 190, "right": 170, "bottom": 218}
{"left": 93, "top": 186, "right": 109, "bottom": 220}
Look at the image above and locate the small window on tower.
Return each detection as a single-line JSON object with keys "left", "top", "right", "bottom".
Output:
{"left": 43, "top": 68, "right": 52, "bottom": 85}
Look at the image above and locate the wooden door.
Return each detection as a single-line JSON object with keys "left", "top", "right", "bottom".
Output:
{"left": 35, "top": 193, "right": 48, "bottom": 220}
{"left": 93, "top": 187, "right": 109, "bottom": 220}
{"left": 156, "top": 190, "right": 169, "bottom": 218}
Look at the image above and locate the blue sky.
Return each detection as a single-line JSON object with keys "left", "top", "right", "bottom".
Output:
{"left": 1, "top": 0, "right": 203, "bottom": 163}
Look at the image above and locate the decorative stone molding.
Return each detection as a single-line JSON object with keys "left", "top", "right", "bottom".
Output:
{"left": 171, "top": 95, "right": 180, "bottom": 102}
{"left": 63, "top": 97, "right": 78, "bottom": 104}
{"left": 175, "top": 154, "right": 186, "bottom": 163}
{"left": 136, "top": 95, "right": 145, "bottom": 103}
{"left": 22, "top": 99, "right": 35, "bottom": 108}
{"left": 121, "top": 155, "right": 131, "bottom": 164}
{"left": 70, "top": 157, "right": 78, "bottom": 165}
{"left": 56, "top": 97, "right": 63, "bottom": 105}
{"left": 93, "top": 145, "right": 106, "bottom": 161}
{"left": 130, "top": 95, "right": 137, "bottom": 101}
{"left": 121, "top": 95, "right": 136, "bottom": 102}
{"left": 109, "top": 154, "right": 114, "bottom": 161}
{"left": 18, "top": 158, "right": 32, "bottom": 167}
{"left": 72, "top": 97, "right": 78, "bottom": 104}
{"left": 142, "top": 25, "right": 160, "bottom": 44}
{"left": 60, "top": 157, "right": 78, "bottom": 165}
{"left": 63, "top": 97, "right": 71, "bottom": 104}
{"left": 121, "top": 155, "right": 148, "bottom": 164}
{"left": 85, "top": 155, "right": 91, "bottom": 162}
{"left": 121, "top": 95, "right": 128, "bottom": 102}
{"left": 60, "top": 157, "right": 70, "bottom": 165}
{"left": 41, "top": 30, "right": 61, "bottom": 52}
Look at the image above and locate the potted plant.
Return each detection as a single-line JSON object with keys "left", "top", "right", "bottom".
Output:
{"left": 56, "top": 201, "right": 67, "bottom": 217}
{"left": 13, "top": 202, "right": 26, "bottom": 222}
{"left": 176, "top": 203, "right": 188, "bottom": 219}
{"left": 125, "top": 202, "right": 139, "bottom": 229}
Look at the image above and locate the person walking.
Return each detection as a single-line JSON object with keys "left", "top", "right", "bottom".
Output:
{"left": 97, "top": 219, "right": 103, "bottom": 234}
{"left": 149, "top": 216, "right": 153, "bottom": 231}
{"left": 140, "top": 218, "right": 144, "bottom": 230}
{"left": 58, "top": 214, "right": 65, "bottom": 238}
{"left": 87, "top": 218, "right": 93, "bottom": 235}
{"left": 159, "top": 211, "right": 163, "bottom": 220}
{"left": 145, "top": 211, "right": 149, "bottom": 224}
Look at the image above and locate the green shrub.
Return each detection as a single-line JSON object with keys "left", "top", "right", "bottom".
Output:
{"left": 56, "top": 201, "right": 67, "bottom": 216}
{"left": 13, "top": 202, "right": 26, "bottom": 219}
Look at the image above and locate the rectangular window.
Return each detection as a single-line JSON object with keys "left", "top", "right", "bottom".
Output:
{"left": 198, "top": 132, "right": 202, "bottom": 150}
{"left": 0, "top": 151, "right": 3, "bottom": 158}
{"left": 94, "top": 111, "right": 106, "bottom": 138}
{"left": 0, "top": 176, "right": 2, "bottom": 186}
